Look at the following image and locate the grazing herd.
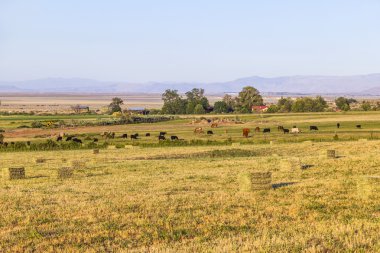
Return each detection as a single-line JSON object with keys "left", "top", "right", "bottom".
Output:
{"left": 239, "top": 123, "right": 361, "bottom": 137}
{"left": 0, "top": 121, "right": 366, "bottom": 149}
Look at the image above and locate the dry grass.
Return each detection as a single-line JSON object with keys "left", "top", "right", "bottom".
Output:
{"left": 1, "top": 139, "right": 380, "bottom": 252}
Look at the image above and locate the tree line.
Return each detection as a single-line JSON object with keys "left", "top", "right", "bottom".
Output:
{"left": 107, "top": 87, "right": 380, "bottom": 115}
{"left": 267, "top": 96, "right": 328, "bottom": 113}
{"left": 161, "top": 86, "right": 263, "bottom": 114}
{"left": 334, "top": 97, "right": 380, "bottom": 111}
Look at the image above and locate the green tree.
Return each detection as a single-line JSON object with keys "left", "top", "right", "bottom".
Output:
{"left": 266, "top": 105, "right": 278, "bottom": 113}
{"left": 108, "top": 97, "right": 124, "bottom": 114}
{"left": 194, "top": 104, "right": 206, "bottom": 114}
{"left": 361, "top": 101, "right": 372, "bottom": 111}
{"left": 235, "top": 86, "right": 263, "bottom": 113}
{"left": 291, "top": 96, "right": 327, "bottom": 112}
{"left": 185, "top": 88, "right": 209, "bottom": 111}
{"left": 213, "top": 101, "right": 229, "bottom": 113}
{"left": 186, "top": 101, "right": 196, "bottom": 114}
{"left": 314, "top": 96, "right": 328, "bottom": 112}
{"left": 277, "top": 97, "right": 293, "bottom": 112}
{"left": 222, "top": 94, "right": 235, "bottom": 112}
{"left": 161, "top": 90, "right": 187, "bottom": 114}
{"left": 335, "top": 97, "right": 351, "bottom": 111}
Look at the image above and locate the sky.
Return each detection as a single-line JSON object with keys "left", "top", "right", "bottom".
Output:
{"left": 0, "top": 0, "right": 380, "bottom": 82}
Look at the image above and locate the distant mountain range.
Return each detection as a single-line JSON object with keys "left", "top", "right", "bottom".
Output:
{"left": 1, "top": 74, "right": 380, "bottom": 95}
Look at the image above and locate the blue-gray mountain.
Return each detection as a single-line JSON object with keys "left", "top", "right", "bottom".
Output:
{"left": 1, "top": 74, "right": 380, "bottom": 94}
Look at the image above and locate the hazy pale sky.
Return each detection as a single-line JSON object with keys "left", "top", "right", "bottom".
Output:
{"left": 1, "top": 0, "right": 380, "bottom": 82}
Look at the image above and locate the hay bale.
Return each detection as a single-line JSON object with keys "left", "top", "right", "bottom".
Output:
{"left": 327, "top": 150, "right": 336, "bottom": 159}
{"left": 366, "top": 175, "right": 380, "bottom": 183}
{"left": 251, "top": 172, "right": 272, "bottom": 190}
{"left": 93, "top": 149, "right": 99, "bottom": 154}
{"left": 58, "top": 167, "right": 73, "bottom": 179}
{"left": 239, "top": 171, "right": 272, "bottom": 192}
{"left": 71, "top": 160, "right": 86, "bottom": 170}
{"left": 35, "top": 158, "right": 46, "bottom": 163}
{"left": 9, "top": 167, "right": 25, "bottom": 180}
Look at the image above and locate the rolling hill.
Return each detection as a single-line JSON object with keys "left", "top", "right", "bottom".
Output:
{"left": 1, "top": 74, "right": 380, "bottom": 95}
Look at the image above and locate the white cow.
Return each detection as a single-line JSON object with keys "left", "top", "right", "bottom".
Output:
{"left": 291, "top": 128, "right": 300, "bottom": 134}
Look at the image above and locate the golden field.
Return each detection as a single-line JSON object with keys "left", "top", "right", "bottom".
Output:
{"left": 1, "top": 112, "right": 380, "bottom": 252}
{"left": 1, "top": 141, "right": 380, "bottom": 251}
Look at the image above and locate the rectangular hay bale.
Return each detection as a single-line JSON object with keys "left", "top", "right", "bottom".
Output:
{"left": 327, "top": 150, "right": 336, "bottom": 158}
{"left": 58, "top": 167, "right": 73, "bottom": 179}
{"left": 251, "top": 172, "right": 272, "bottom": 190}
{"left": 9, "top": 167, "right": 25, "bottom": 180}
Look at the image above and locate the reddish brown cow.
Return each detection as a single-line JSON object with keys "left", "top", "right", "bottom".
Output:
{"left": 243, "top": 128, "right": 250, "bottom": 138}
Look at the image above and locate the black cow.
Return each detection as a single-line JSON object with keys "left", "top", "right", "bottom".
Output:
{"left": 3, "top": 142, "right": 8, "bottom": 147}
{"left": 159, "top": 132, "right": 167, "bottom": 136}
{"left": 158, "top": 135, "right": 166, "bottom": 141}
{"left": 146, "top": 133, "right": 151, "bottom": 137}
{"left": 337, "top": 123, "right": 340, "bottom": 129}
{"left": 283, "top": 129, "right": 290, "bottom": 134}
{"left": 121, "top": 134, "right": 128, "bottom": 139}
{"left": 72, "top": 138, "right": 82, "bottom": 144}
{"left": 66, "top": 136, "right": 73, "bottom": 141}
{"left": 171, "top": 136, "right": 179, "bottom": 141}
{"left": 207, "top": 130, "right": 213, "bottom": 135}
{"left": 310, "top": 126, "right": 319, "bottom": 131}
{"left": 263, "top": 128, "right": 271, "bottom": 133}
{"left": 56, "top": 136, "right": 63, "bottom": 142}
{"left": 93, "top": 138, "right": 98, "bottom": 142}
{"left": 26, "top": 141, "right": 31, "bottom": 146}
{"left": 131, "top": 134, "right": 138, "bottom": 140}
{"left": 356, "top": 125, "right": 362, "bottom": 129}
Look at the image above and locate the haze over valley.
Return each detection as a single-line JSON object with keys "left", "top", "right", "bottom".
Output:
{"left": 2, "top": 74, "right": 380, "bottom": 95}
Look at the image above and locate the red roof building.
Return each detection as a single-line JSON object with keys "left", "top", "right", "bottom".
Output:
{"left": 251, "top": 105, "right": 269, "bottom": 113}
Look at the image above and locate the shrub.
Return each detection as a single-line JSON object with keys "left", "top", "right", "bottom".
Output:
{"left": 31, "top": 121, "right": 44, "bottom": 128}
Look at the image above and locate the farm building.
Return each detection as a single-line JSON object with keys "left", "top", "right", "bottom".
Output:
{"left": 251, "top": 105, "right": 269, "bottom": 113}
{"left": 127, "top": 107, "right": 150, "bottom": 115}
{"left": 71, "top": 105, "right": 90, "bottom": 114}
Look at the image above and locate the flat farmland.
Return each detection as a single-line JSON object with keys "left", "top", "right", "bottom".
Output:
{"left": 1, "top": 112, "right": 380, "bottom": 252}
{"left": 0, "top": 93, "right": 224, "bottom": 113}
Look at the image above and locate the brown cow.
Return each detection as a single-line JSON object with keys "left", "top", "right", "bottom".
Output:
{"left": 255, "top": 127, "right": 260, "bottom": 133}
{"left": 194, "top": 127, "right": 204, "bottom": 134}
{"left": 243, "top": 128, "right": 250, "bottom": 138}
{"left": 211, "top": 123, "right": 218, "bottom": 128}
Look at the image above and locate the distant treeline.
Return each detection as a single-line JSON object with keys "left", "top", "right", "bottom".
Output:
{"left": 160, "top": 86, "right": 263, "bottom": 114}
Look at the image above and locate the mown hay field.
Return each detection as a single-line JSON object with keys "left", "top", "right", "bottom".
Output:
{"left": 1, "top": 112, "right": 380, "bottom": 252}
{"left": 1, "top": 141, "right": 380, "bottom": 252}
